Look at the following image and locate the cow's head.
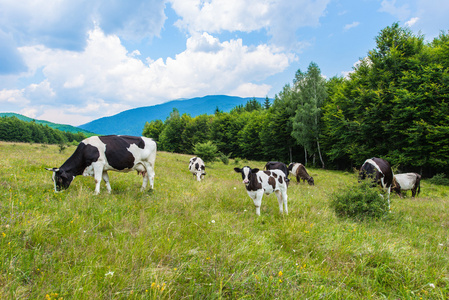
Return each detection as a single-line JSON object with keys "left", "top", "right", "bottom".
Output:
{"left": 45, "top": 168, "right": 74, "bottom": 192}
{"left": 234, "top": 166, "right": 259, "bottom": 185}
{"left": 358, "top": 164, "right": 379, "bottom": 187}
{"left": 196, "top": 171, "right": 206, "bottom": 181}
{"left": 307, "top": 176, "right": 315, "bottom": 186}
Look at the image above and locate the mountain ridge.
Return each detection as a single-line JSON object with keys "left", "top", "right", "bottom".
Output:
{"left": 78, "top": 95, "right": 265, "bottom": 136}
{"left": 1, "top": 95, "right": 265, "bottom": 136}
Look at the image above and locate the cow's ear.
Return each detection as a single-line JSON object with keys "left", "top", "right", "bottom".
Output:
{"left": 252, "top": 168, "right": 259, "bottom": 173}
{"left": 45, "top": 168, "right": 59, "bottom": 172}
{"left": 234, "top": 167, "right": 242, "bottom": 173}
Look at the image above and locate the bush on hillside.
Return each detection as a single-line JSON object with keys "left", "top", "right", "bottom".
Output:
{"left": 193, "top": 141, "right": 218, "bottom": 163}
{"left": 218, "top": 152, "right": 230, "bottom": 165}
{"left": 428, "top": 173, "right": 449, "bottom": 186}
{"left": 330, "top": 182, "right": 390, "bottom": 220}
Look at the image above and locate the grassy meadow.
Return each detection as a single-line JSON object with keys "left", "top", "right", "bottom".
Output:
{"left": 1, "top": 141, "right": 448, "bottom": 299}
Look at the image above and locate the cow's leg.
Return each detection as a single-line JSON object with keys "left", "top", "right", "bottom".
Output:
{"left": 411, "top": 186, "right": 416, "bottom": 198}
{"left": 196, "top": 172, "right": 202, "bottom": 182}
{"left": 386, "top": 186, "right": 391, "bottom": 211}
{"left": 275, "top": 191, "right": 284, "bottom": 214}
{"left": 148, "top": 167, "right": 155, "bottom": 190}
{"left": 296, "top": 175, "right": 300, "bottom": 184}
{"left": 141, "top": 163, "right": 155, "bottom": 190}
{"left": 252, "top": 192, "right": 263, "bottom": 216}
{"left": 282, "top": 190, "right": 288, "bottom": 214}
{"left": 102, "top": 171, "right": 111, "bottom": 194}
{"left": 93, "top": 164, "right": 104, "bottom": 195}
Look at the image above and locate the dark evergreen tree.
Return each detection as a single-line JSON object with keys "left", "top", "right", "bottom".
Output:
{"left": 263, "top": 96, "right": 271, "bottom": 109}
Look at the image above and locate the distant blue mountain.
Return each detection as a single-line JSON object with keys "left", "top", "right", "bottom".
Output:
{"left": 79, "top": 95, "right": 264, "bottom": 136}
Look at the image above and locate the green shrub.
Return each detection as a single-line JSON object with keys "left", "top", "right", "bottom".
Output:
{"left": 428, "top": 173, "right": 449, "bottom": 186}
{"left": 193, "top": 141, "right": 218, "bottom": 163}
{"left": 330, "top": 182, "right": 389, "bottom": 220}
{"left": 58, "top": 142, "right": 67, "bottom": 153}
{"left": 218, "top": 152, "right": 230, "bottom": 165}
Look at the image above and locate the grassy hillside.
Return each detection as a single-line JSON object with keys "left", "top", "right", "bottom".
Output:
{"left": 0, "top": 113, "right": 95, "bottom": 136}
{"left": 0, "top": 141, "right": 448, "bottom": 299}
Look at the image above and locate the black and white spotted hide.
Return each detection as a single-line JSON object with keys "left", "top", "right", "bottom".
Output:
{"left": 189, "top": 157, "right": 206, "bottom": 181}
{"left": 234, "top": 166, "right": 288, "bottom": 216}
{"left": 46, "top": 135, "right": 157, "bottom": 194}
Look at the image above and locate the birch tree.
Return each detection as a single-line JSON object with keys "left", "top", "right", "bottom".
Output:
{"left": 291, "top": 62, "right": 327, "bottom": 168}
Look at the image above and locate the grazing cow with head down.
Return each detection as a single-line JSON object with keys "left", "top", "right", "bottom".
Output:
{"left": 234, "top": 166, "right": 288, "bottom": 216}
{"left": 264, "top": 161, "right": 290, "bottom": 186}
{"left": 392, "top": 173, "right": 421, "bottom": 198}
{"left": 189, "top": 157, "right": 206, "bottom": 181}
{"left": 46, "top": 135, "right": 157, "bottom": 194}
{"left": 287, "top": 163, "right": 314, "bottom": 185}
{"left": 359, "top": 157, "right": 393, "bottom": 209}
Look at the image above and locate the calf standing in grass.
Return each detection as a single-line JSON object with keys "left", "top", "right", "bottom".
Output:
{"left": 234, "top": 166, "right": 288, "bottom": 216}
{"left": 189, "top": 157, "right": 206, "bottom": 181}
{"left": 288, "top": 163, "right": 314, "bottom": 185}
{"left": 392, "top": 173, "right": 421, "bottom": 198}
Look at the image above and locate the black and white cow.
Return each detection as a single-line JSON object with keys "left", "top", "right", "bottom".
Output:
{"left": 234, "top": 166, "right": 288, "bottom": 216}
{"left": 392, "top": 173, "right": 421, "bottom": 198}
{"left": 359, "top": 157, "right": 393, "bottom": 209}
{"left": 264, "top": 161, "right": 290, "bottom": 186}
{"left": 189, "top": 157, "right": 206, "bottom": 181}
{"left": 46, "top": 135, "right": 157, "bottom": 194}
{"left": 287, "top": 162, "right": 314, "bottom": 185}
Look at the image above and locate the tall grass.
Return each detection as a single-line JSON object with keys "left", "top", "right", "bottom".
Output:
{"left": 0, "top": 141, "right": 448, "bottom": 299}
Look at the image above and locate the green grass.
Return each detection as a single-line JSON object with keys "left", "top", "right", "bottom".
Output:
{"left": 1, "top": 141, "right": 448, "bottom": 299}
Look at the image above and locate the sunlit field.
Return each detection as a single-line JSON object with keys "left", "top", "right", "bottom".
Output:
{"left": 1, "top": 141, "right": 448, "bottom": 299}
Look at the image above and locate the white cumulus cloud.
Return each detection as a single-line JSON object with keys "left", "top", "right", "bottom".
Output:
{"left": 10, "top": 28, "right": 292, "bottom": 125}
{"left": 344, "top": 22, "right": 360, "bottom": 31}
{"left": 169, "top": 0, "right": 330, "bottom": 51}
{"left": 405, "top": 17, "right": 419, "bottom": 27}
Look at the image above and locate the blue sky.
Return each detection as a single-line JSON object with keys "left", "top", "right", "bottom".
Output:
{"left": 0, "top": 0, "right": 448, "bottom": 126}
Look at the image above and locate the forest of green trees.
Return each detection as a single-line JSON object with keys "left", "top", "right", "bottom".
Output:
{"left": 0, "top": 116, "right": 86, "bottom": 145}
{"left": 143, "top": 24, "right": 449, "bottom": 177}
{"left": 2, "top": 24, "right": 447, "bottom": 177}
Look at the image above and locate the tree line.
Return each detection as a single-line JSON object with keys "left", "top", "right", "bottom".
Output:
{"left": 0, "top": 116, "right": 87, "bottom": 144}
{"left": 143, "top": 24, "right": 449, "bottom": 177}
